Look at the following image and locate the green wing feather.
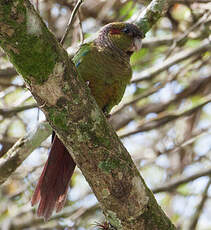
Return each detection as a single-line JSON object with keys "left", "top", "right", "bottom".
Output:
{"left": 73, "top": 44, "right": 92, "bottom": 69}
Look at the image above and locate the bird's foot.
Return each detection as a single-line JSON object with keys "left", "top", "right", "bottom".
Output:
{"left": 102, "top": 106, "right": 111, "bottom": 119}
{"left": 95, "top": 221, "right": 117, "bottom": 230}
{"left": 104, "top": 113, "right": 111, "bottom": 119}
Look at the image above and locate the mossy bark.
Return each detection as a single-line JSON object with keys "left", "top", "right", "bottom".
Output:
{"left": 0, "top": 0, "right": 176, "bottom": 229}
{"left": 136, "top": 0, "right": 170, "bottom": 34}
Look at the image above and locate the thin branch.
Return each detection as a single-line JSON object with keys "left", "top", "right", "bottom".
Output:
{"left": 111, "top": 74, "right": 211, "bottom": 131}
{"left": 10, "top": 202, "right": 98, "bottom": 230}
{"left": 131, "top": 41, "right": 211, "bottom": 83}
{"left": 141, "top": 36, "right": 174, "bottom": 48}
{"left": 188, "top": 177, "right": 211, "bottom": 230}
{"left": 78, "top": 10, "right": 84, "bottom": 45}
{"left": 60, "top": 0, "right": 84, "bottom": 45}
{"left": 165, "top": 11, "right": 211, "bottom": 59}
{"left": 161, "top": 125, "right": 211, "bottom": 155}
{"left": 153, "top": 168, "right": 211, "bottom": 194}
{"left": 0, "top": 104, "right": 37, "bottom": 117}
{"left": 0, "top": 67, "right": 17, "bottom": 78}
{"left": 113, "top": 57, "right": 202, "bottom": 117}
{"left": 0, "top": 122, "right": 52, "bottom": 185}
{"left": 120, "top": 97, "right": 211, "bottom": 138}
{"left": 0, "top": 81, "right": 24, "bottom": 88}
{"left": 111, "top": 81, "right": 165, "bottom": 117}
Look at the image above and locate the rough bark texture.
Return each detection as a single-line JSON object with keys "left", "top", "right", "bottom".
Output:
{"left": 136, "top": 0, "right": 169, "bottom": 33}
{"left": 0, "top": 0, "right": 175, "bottom": 229}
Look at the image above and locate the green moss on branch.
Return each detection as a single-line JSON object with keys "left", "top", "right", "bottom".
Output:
{"left": 0, "top": 0, "right": 60, "bottom": 84}
{"left": 135, "top": 0, "right": 169, "bottom": 34}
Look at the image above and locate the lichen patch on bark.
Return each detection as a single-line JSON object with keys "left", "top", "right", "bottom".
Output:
{"left": 102, "top": 188, "right": 111, "bottom": 198}
{"left": 131, "top": 176, "right": 149, "bottom": 216}
{"left": 26, "top": 8, "right": 42, "bottom": 35}
{"left": 107, "top": 210, "right": 123, "bottom": 229}
{"left": 31, "top": 62, "right": 65, "bottom": 105}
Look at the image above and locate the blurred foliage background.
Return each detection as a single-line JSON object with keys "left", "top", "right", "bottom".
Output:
{"left": 0, "top": 0, "right": 211, "bottom": 229}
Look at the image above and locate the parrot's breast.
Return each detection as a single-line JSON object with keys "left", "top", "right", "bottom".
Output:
{"left": 73, "top": 43, "right": 132, "bottom": 113}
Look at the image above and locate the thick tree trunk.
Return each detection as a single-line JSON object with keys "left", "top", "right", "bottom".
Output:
{"left": 0, "top": 0, "right": 175, "bottom": 229}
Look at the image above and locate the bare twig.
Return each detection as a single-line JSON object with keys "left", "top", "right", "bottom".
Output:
{"left": 78, "top": 10, "right": 84, "bottom": 45}
{"left": 10, "top": 202, "right": 98, "bottom": 230}
{"left": 141, "top": 36, "right": 174, "bottom": 48}
{"left": 0, "top": 67, "right": 17, "bottom": 78}
{"left": 60, "top": 0, "right": 84, "bottom": 45}
{"left": 165, "top": 12, "right": 211, "bottom": 59}
{"left": 132, "top": 41, "right": 211, "bottom": 83}
{"left": 0, "top": 81, "right": 24, "bottom": 88}
{"left": 36, "top": 0, "right": 39, "bottom": 12}
{"left": 162, "top": 125, "right": 211, "bottom": 155}
{"left": 111, "top": 74, "right": 211, "bottom": 131}
{"left": 188, "top": 177, "right": 211, "bottom": 230}
{"left": 120, "top": 97, "right": 211, "bottom": 138}
{"left": 0, "top": 104, "right": 37, "bottom": 117}
{"left": 111, "top": 81, "right": 165, "bottom": 117}
{"left": 153, "top": 168, "right": 211, "bottom": 193}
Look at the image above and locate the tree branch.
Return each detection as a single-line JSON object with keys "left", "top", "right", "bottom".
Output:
{"left": 120, "top": 96, "right": 211, "bottom": 138}
{"left": 0, "top": 104, "right": 37, "bottom": 117}
{"left": 60, "top": 0, "right": 84, "bottom": 45}
{"left": 188, "top": 177, "right": 211, "bottom": 230}
{"left": 0, "top": 67, "right": 17, "bottom": 78}
{"left": 153, "top": 168, "right": 211, "bottom": 194}
{"left": 136, "top": 0, "right": 169, "bottom": 34}
{"left": 132, "top": 41, "right": 211, "bottom": 83}
{"left": 0, "top": 122, "right": 51, "bottom": 185}
{"left": 111, "top": 74, "right": 211, "bottom": 131}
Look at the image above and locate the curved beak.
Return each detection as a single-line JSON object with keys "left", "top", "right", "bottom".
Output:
{"left": 134, "top": 37, "right": 142, "bottom": 51}
{"left": 126, "top": 37, "right": 142, "bottom": 56}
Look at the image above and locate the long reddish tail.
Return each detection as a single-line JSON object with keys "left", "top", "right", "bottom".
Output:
{"left": 31, "top": 133, "right": 76, "bottom": 221}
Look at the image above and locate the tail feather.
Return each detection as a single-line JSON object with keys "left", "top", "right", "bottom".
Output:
{"left": 31, "top": 134, "right": 76, "bottom": 221}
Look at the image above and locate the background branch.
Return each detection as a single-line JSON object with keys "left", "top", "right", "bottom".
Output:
{"left": 0, "top": 122, "right": 51, "bottom": 185}
{"left": 153, "top": 167, "right": 211, "bottom": 193}
{"left": 0, "top": 104, "right": 37, "bottom": 117}
{"left": 132, "top": 41, "right": 211, "bottom": 83}
{"left": 60, "top": 0, "right": 84, "bottom": 45}
{"left": 188, "top": 177, "right": 211, "bottom": 230}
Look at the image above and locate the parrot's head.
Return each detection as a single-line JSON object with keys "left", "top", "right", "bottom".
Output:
{"left": 98, "top": 22, "right": 144, "bottom": 57}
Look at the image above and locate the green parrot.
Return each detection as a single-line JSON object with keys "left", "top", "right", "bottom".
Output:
{"left": 31, "top": 22, "right": 143, "bottom": 220}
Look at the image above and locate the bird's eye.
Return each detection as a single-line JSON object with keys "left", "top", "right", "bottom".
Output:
{"left": 123, "top": 27, "right": 130, "bottom": 34}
